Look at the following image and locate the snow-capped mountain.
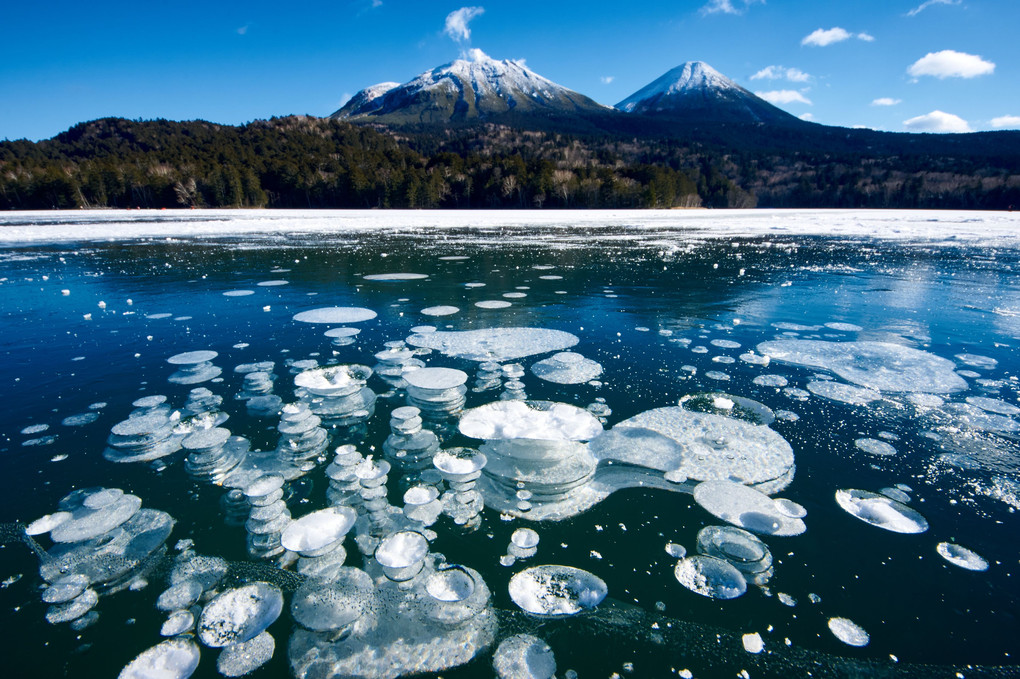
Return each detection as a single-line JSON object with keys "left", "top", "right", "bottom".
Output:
{"left": 616, "top": 61, "right": 803, "bottom": 125}
{"left": 331, "top": 49, "right": 608, "bottom": 124}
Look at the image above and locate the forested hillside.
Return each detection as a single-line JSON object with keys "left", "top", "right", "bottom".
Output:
{"left": 1, "top": 115, "right": 1018, "bottom": 210}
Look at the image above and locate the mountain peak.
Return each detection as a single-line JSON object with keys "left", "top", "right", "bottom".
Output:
{"left": 615, "top": 61, "right": 804, "bottom": 126}
{"left": 331, "top": 50, "right": 608, "bottom": 124}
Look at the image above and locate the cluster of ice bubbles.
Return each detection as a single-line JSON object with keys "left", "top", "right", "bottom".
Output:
{"left": 17, "top": 308, "right": 1013, "bottom": 677}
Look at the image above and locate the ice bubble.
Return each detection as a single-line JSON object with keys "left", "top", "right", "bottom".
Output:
{"left": 966, "top": 396, "right": 1020, "bottom": 416}
{"left": 21, "top": 423, "right": 49, "bottom": 435}
{"left": 705, "top": 371, "right": 730, "bottom": 381}
{"left": 956, "top": 353, "right": 997, "bottom": 369}
{"left": 835, "top": 489, "right": 929, "bottom": 533}
{"left": 426, "top": 566, "right": 477, "bottom": 603}
{"left": 160, "top": 610, "right": 195, "bottom": 637}
{"left": 807, "top": 381, "right": 881, "bottom": 405}
{"left": 118, "top": 638, "right": 200, "bottom": 679}
{"left": 879, "top": 487, "right": 912, "bottom": 504}
{"left": 855, "top": 438, "right": 897, "bottom": 457}
{"left": 363, "top": 273, "right": 428, "bottom": 281}
{"left": 511, "top": 528, "right": 540, "bottom": 550}
{"left": 711, "top": 339, "right": 742, "bottom": 349}
{"left": 606, "top": 407, "right": 794, "bottom": 490}
{"left": 908, "top": 393, "right": 944, "bottom": 408}
{"left": 197, "top": 583, "right": 283, "bottom": 647}
{"left": 758, "top": 339, "right": 967, "bottom": 393}
{"left": 407, "top": 327, "right": 579, "bottom": 362}
{"left": 434, "top": 447, "right": 487, "bottom": 480}
{"left": 257, "top": 280, "right": 288, "bottom": 286}
{"left": 156, "top": 579, "right": 203, "bottom": 612}
{"left": 421, "top": 305, "right": 460, "bottom": 316}
{"left": 45, "top": 587, "right": 98, "bottom": 623}
{"left": 493, "top": 634, "right": 556, "bottom": 679}
{"left": 693, "top": 481, "right": 806, "bottom": 536}
{"left": 404, "top": 367, "right": 468, "bottom": 391}
{"left": 742, "top": 632, "right": 764, "bottom": 653}
{"left": 679, "top": 393, "right": 775, "bottom": 426}
{"left": 290, "top": 567, "right": 375, "bottom": 632}
{"left": 217, "top": 631, "right": 275, "bottom": 677}
{"left": 530, "top": 352, "right": 603, "bottom": 385}
{"left": 824, "top": 322, "right": 863, "bottom": 332}
{"left": 773, "top": 498, "right": 807, "bottom": 518}
{"left": 168, "top": 350, "right": 217, "bottom": 365}
{"left": 61, "top": 412, "right": 100, "bottom": 426}
{"left": 674, "top": 555, "right": 747, "bottom": 599}
{"left": 936, "top": 542, "right": 989, "bottom": 571}
{"left": 50, "top": 491, "right": 143, "bottom": 543}
{"left": 665, "top": 542, "right": 687, "bottom": 558}
{"left": 460, "top": 401, "right": 603, "bottom": 441}
{"left": 753, "top": 375, "right": 788, "bottom": 388}
{"left": 943, "top": 403, "right": 1020, "bottom": 433}
{"left": 223, "top": 290, "right": 255, "bottom": 297}
{"left": 508, "top": 565, "right": 607, "bottom": 616}
{"left": 26, "top": 512, "right": 72, "bottom": 536}
{"left": 503, "top": 292, "right": 528, "bottom": 299}
{"left": 827, "top": 617, "right": 870, "bottom": 647}
{"left": 476, "top": 300, "right": 513, "bottom": 309}
{"left": 324, "top": 327, "right": 360, "bottom": 338}
{"left": 292, "top": 307, "right": 377, "bottom": 324}
{"left": 740, "top": 352, "right": 771, "bottom": 366}
{"left": 147, "top": 313, "right": 173, "bottom": 320}
{"left": 42, "top": 574, "right": 90, "bottom": 604}
{"left": 294, "top": 364, "right": 372, "bottom": 396}
{"left": 280, "top": 507, "right": 357, "bottom": 556}
{"left": 374, "top": 530, "right": 429, "bottom": 569}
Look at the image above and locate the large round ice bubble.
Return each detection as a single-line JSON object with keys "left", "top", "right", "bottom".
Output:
{"left": 119, "top": 638, "right": 200, "bottom": 679}
{"left": 492, "top": 634, "right": 556, "bottom": 679}
{"left": 197, "top": 582, "right": 283, "bottom": 647}
{"left": 674, "top": 555, "right": 747, "bottom": 600}
{"left": 757, "top": 339, "right": 967, "bottom": 394}
{"left": 602, "top": 407, "right": 794, "bottom": 490}
{"left": 530, "top": 352, "right": 603, "bottom": 385}
{"left": 281, "top": 507, "right": 357, "bottom": 556}
{"left": 460, "top": 401, "right": 603, "bottom": 442}
{"left": 406, "top": 327, "right": 579, "bottom": 362}
{"left": 290, "top": 567, "right": 375, "bottom": 632}
{"left": 293, "top": 307, "right": 377, "bottom": 324}
{"left": 693, "top": 481, "right": 806, "bottom": 536}
{"left": 835, "top": 489, "right": 929, "bottom": 534}
{"left": 508, "top": 565, "right": 607, "bottom": 617}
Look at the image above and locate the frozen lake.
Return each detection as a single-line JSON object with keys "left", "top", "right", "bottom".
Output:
{"left": 1, "top": 209, "right": 1019, "bottom": 679}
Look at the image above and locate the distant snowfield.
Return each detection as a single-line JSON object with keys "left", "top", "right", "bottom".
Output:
{"left": 0, "top": 209, "right": 1017, "bottom": 247}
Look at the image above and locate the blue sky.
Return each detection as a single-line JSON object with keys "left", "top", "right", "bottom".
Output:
{"left": 2, "top": 0, "right": 1018, "bottom": 141}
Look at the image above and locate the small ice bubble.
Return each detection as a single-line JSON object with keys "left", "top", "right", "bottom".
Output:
{"left": 742, "top": 632, "right": 764, "bottom": 654}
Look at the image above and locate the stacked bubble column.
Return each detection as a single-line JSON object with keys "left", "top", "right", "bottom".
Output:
{"left": 354, "top": 457, "right": 393, "bottom": 556}
{"left": 182, "top": 427, "right": 248, "bottom": 485}
{"left": 325, "top": 445, "right": 365, "bottom": 511}
{"left": 433, "top": 448, "right": 487, "bottom": 531}
{"left": 244, "top": 474, "right": 291, "bottom": 559}
{"left": 382, "top": 406, "right": 440, "bottom": 482}
{"left": 275, "top": 403, "right": 329, "bottom": 473}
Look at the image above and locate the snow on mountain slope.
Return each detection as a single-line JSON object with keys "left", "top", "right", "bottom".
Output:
{"left": 331, "top": 49, "right": 608, "bottom": 123}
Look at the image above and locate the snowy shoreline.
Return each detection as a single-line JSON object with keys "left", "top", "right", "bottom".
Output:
{"left": 0, "top": 208, "right": 1018, "bottom": 246}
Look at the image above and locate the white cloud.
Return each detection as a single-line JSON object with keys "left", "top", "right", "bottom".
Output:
{"left": 990, "top": 115, "right": 1020, "bottom": 129}
{"left": 872, "top": 97, "right": 902, "bottom": 106}
{"left": 236, "top": 25, "right": 248, "bottom": 35}
{"left": 907, "top": 50, "right": 995, "bottom": 79}
{"left": 700, "top": 0, "right": 764, "bottom": 16}
{"left": 444, "top": 6, "right": 484, "bottom": 43}
{"left": 907, "top": 0, "right": 960, "bottom": 17}
{"left": 903, "top": 110, "right": 971, "bottom": 133}
{"left": 750, "top": 65, "right": 811, "bottom": 82}
{"left": 801, "top": 27, "right": 874, "bottom": 46}
{"left": 600, "top": 76, "right": 614, "bottom": 84}
{"left": 755, "top": 90, "right": 812, "bottom": 106}
{"left": 373, "top": 0, "right": 383, "bottom": 6}
{"left": 799, "top": 113, "right": 815, "bottom": 121}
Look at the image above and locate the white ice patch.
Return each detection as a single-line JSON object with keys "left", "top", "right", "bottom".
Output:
{"left": 835, "top": 489, "right": 928, "bottom": 533}
{"left": 530, "top": 352, "right": 603, "bottom": 385}
{"left": 508, "top": 565, "right": 607, "bottom": 616}
{"left": 421, "top": 305, "right": 460, "bottom": 316}
{"left": 693, "top": 481, "right": 806, "bottom": 536}
{"left": 855, "top": 438, "right": 897, "bottom": 457}
{"left": 807, "top": 381, "right": 881, "bottom": 405}
{"left": 406, "top": 327, "right": 579, "bottom": 362}
{"left": 827, "top": 617, "right": 870, "bottom": 647}
{"left": 936, "top": 542, "right": 989, "bottom": 571}
{"left": 293, "top": 307, "right": 377, "bottom": 324}
{"left": 758, "top": 339, "right": 967, "bottom": 394}
{"left": 363, "top": 273, "right": 428, "bottom": 281}
{"left": 460, "top": 401, "right": 602, "bottom": 441}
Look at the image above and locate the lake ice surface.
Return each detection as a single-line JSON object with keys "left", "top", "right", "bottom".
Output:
{"left": 1, "top": 209, "right": 1019, "bottom": 679}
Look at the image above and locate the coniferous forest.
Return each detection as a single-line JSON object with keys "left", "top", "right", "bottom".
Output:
{"left": 1, "top": 115, "right": 1018, "bottom": 211}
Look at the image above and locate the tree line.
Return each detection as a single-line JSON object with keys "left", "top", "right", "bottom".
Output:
{"left": 1, "top": 115, "right": 1017, "bottom": 211}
